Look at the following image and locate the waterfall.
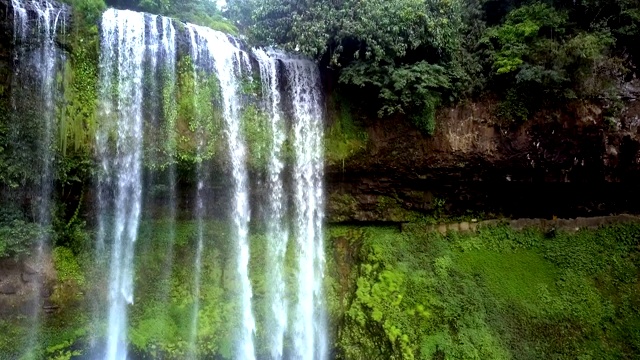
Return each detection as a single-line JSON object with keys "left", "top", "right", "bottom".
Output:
{"left": 187, "top": 24, "right": 257, "bottom": 360}
{"left": 9, "top": 0, "right": 67, "bottom": 356}
{"left": 185, "top": 25, "right": 206, "bottom": 358}
{"left": 99, "top": 9, "right": 145, "bottom": 359}
{"left": 253, "top": 50, "right": 327, "bottom": 360}
{"left": 7, "top": 2, "right": 327, "bottom": 356}
{"left": 159, "top": 15, "right": 178, "bottom": 306}
{"left": 253, "top": 49, "right": 289, "bottom": 359}
{"left": 96, "top": 9, "right": 176, "bottom": 359}
{"left": 282, "top": 55, "right": 328, "bottom": 360}
{"left": 213, "top": 35, "right": 257, "bottom": 360}
{"left": 145, "top": 13, "right": 177, "bottom": 309}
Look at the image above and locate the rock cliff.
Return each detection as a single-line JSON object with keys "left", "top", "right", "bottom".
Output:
{"left": 3, "top": 0, "right": 640, "bottom": 223}
{"left": 326, "top": 94, "right": 640, "bottom": 221}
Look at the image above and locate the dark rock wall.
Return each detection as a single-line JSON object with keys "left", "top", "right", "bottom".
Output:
{"left": 327, "top": 97, "right": 640, "bottom": 221}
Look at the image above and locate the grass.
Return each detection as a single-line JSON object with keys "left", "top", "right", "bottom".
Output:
{"left": 457, "top": 249, "right": 559, "bottom": 316}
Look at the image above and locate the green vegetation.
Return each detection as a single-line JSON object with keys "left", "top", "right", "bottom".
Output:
{"left": 325, "top": 95, "right": 368, "bottom": 166}
{"left": 52, "top": 247, "right": 86, "bottom": 288}
{"left": 57, "top": 0, "right": 105, "bottom": 154}
{"left": 233, "top": 0, "right": 640, "bottom": 131}
{"left": 241, "top": 104, "right": 273, "bottom": 170}
{"left": 0, "top": 220, "right": 44, "bottom": 258}
{"left": 327, "top": 223, "right": 640, "bottom": 359}
{"left": 153, "top": 55, "right": 225, "bottom": 167}
{"left": 0, "top": 206, "right": 45, "bottom": 258}
{"left": 1, "top": 218, "right": 639, "bottom": 358}
{"left": 1, "top": 1, "right": 640, "bottom": 358}
{"left": 107, "top": 0, "right": 237, "bottom": 33}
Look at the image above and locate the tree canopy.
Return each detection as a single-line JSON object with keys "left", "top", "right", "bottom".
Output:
{"left": 106, "top": 0, "right": 237, "bottom": 33}
{"left": 62, "top": 0, "right": 640, "bottom": 132}
{"left": 229, "top": 0, "right": 640, "bottom": 132}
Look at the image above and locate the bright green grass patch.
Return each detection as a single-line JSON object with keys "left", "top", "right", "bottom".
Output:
{"left": 456, "top": 249, "right": 559, "bottom": 316}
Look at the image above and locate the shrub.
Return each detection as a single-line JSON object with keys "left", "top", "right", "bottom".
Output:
{"left": 0, "top": 220, "right": 45, "bottom": 258}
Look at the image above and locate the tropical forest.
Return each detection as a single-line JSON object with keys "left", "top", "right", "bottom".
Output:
{"left": 0, "top": 0, "right": 639, "bottom": 359}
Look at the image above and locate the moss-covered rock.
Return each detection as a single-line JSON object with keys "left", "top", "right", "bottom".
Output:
{"left": 327, "top": 192, "right": 420, "bottom": 223}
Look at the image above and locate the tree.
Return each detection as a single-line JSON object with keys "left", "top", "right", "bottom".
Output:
{"left": 231, "top": 0, "right": 465, "bottom": 133}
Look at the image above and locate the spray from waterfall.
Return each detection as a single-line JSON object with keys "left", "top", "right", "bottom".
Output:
{"left": 281, "top": 55, "right": 328, "bottom": 360}
{"left": 186, "top": 24, "right": 257, "bottom": 359}
{"left": 97, "top": 9, "right": 146, "bottom": 359}
{"left": 10, "top": 0, "right": 67, "bottom": 356}
{"left": 253, "top": 49, "right": 290, "bottom": 359}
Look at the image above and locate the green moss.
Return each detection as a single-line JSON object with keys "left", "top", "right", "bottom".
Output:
{"left": 328, "top": 193, "right": 420, "bottom": 222}
{"left": 53, "top": 247, "right": 86, "bottom": 287}
{"left": 129, "top": 219, "right": 241, "bottom": 358}
{"left": 324, "top": 95, "right": 368, "bottom": 166}
{"left": 327, "top": 193, "right": 360, "bottom": 222}
{"left": 4, "top": 219, "right": 638, "bottom": 359}
{"left": 375, "top": 195, "right": 420, "bottom": 222}
{"left": 0, "top": 319, "right": 27, "bottom": 359}
{"left": 57, "top": 0, "right": 103, "bottom": 156}
{"left": 457, "top": 249, "right": 559, "bottom": 315}
{"left": 60, "top": 0, "right": 106, "bottom": 25}
{"left": 331, "top": 223, "right": 640, "bottom": 359}
{"left": 45, "top": 338, "right": 83, "bottom": 360}
{"left": 241, "top": 104, "right": 273, "bottom": 171}
{"left": 172, "top": 56, "right": 223, "bottom": 166}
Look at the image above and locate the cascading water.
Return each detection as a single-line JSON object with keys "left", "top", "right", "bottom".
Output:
{"left": 158, "top": 15, "right": 178, "bottom": 304}
{"left": 186, "top": 24, "right": 257, "bottom": 360}
{"left": 96, "top": 9, "right": 172, "bottom": 359}
{"left": 252, "top": 49, "right": 328, "bottom": 360}
{"left": 253, "top": 49, "right": 289, "bottom": 359}
{"left": 281, "top": 55, "right": 328, "bottom": 360}
{"left": 185, "top": 25, "right": 206, "bottom": 357}
{"left": 9, "top": 0, "right": 67, "bottom": 355}
{"left": 8, "top": 2, "right": 327, "bottom": 356}
{"left": 215, "top": 35, "right": 257, "bottom": 360}
{"left": 144, "top": 13, "right": 178, "bottom": 307}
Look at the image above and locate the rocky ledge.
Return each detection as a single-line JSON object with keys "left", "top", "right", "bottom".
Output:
{"left": 327, "top": 95, "right": 640, "bottom": 222}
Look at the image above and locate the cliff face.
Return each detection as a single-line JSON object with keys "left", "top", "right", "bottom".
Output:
{"left": 326, "top": 94, "right": 640, "bottom": 221}
{"left": 3, "top": 0, "right": 640, "bottom": 223}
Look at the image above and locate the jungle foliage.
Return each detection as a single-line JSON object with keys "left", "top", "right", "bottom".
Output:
{"left": 326, "top": 223, "right": 640, "bottom": 359}
{"left": 105, "top": 0, "right": 237, "bottom": 33}
{"left": 3, "top": 221, "right": 638, "bottom": 358}
{"left": 231, "top": 0, "right": 640, "bottom": 131}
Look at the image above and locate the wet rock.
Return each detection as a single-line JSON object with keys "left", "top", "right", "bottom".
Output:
{"left": 43, "top": 299, "right": 58, "bottom": 313}
{"left": 22, "top": 263, "right": 37, "bottom": 275}
{"left": 41, "top": 286, "right": 53, "bottom": 298}
{"left": 21, "top": 272, "right": 37, "bottom": 283}
{"left": 0, "top": 282, "right": 17, "bottom": 295}
{"left": 326, "top": 98, "right": 640, "bottom": 221}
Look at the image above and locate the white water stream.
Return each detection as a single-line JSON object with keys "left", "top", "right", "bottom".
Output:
{"left": 10, "top": 0, "right": 67, "bottom": 356}
{"left": 10, "top": 4, "right": 327, "bottom": 357}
